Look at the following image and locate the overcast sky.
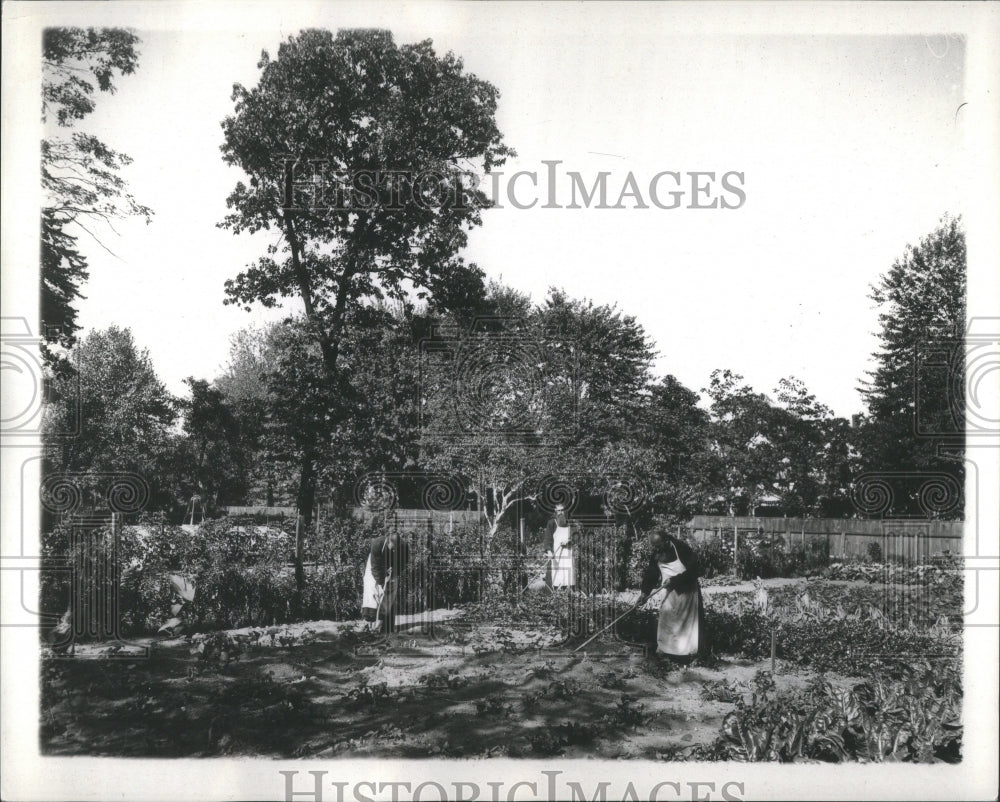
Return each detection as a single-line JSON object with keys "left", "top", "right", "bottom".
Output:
{"left": 54, "top": 11, "right": 968, "bottom": 417}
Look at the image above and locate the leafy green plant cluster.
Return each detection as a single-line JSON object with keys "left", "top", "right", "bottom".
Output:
{"left": 705, "top": 604, "right": 957, "bottom": 679}
{"left": 343, "top": 679, "right": 392, "bottom": 710}
{"left": 701, "top": 678, "right": 743, "bottom": 703}
{"left": 710, "top": 662, "right": 961, "bottom": 763}
{"left": 190, "top": 631, "right": 242, "bottom": 671}
{"left": 545, "top": 678, "right": 582, "bottom": 700}
{"left": 598, "top": 669, "right": 628, "bottom": 690}
{"left": 824, "top": 558, "right": 963, "bottom": 589}
{"left": 418, "top": 670, "right": 467, "bottom": 691}
{"left": 529, "top": 720, "right": 602, "bottom": 755}
{"left": 736, "top": 535, "right": 831, "bottom": 580}
{"left": 521, "top": 690, "right": 544, "bottom": 712}
{"left": 602, "top": 693, "right": 647, "bottom": 729}
{"left": 475, "top": 694, "right": 514, "bottom": 718}
{"left": 690, "top": 534, "right": 732, "bottom": 578}
{"left": 41, "top": 515, "right": 410, "bottom": 638}
{"left": 716, "top": 580, "right": 963, "bottom": 632}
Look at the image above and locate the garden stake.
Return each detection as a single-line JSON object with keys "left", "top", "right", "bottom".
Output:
{"left": 572, "top": 587, "right": 666, "bottom": 653}
{"left": 770, "top": 627, "right": 776, "bottom": 672}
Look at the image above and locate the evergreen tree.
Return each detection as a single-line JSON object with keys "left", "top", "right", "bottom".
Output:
{"left": 41, "top": 28, "right": 151, "bottom": 370}
{"left": 858, "top": 216, "right": 965, "bottom": 516}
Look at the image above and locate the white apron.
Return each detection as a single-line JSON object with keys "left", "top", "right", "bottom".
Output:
{"left": 362, "top": 554, "right": 380, "bottom": 612}
{"left": 551, "top": 524, "right": 575, "bottom": 587}
{"left": 656, "top": 557, "right": 700, "bottom": 656}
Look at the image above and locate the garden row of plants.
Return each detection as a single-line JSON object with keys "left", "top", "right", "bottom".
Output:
{"left": 39, "top": 515, "right": 964, "bottom": 639}
{"left": 41, "top": 516, "right": 583, "bottom": 636}
{"left": 687, "top": 660, "right": 962, "bottom": 763}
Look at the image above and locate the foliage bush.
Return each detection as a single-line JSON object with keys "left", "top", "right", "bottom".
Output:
{"left": 41, "top": 519, "right": 197, "bottom": 636}
{"left": 405, "top": 522, "right": 496, "bottom": 609}
{"left": 866, "top": 541, "right": 884, "bottom": 563}
{"left": 41, "top": 515, "right": 389, "bottom": 637}
{"left": 691, "top": 534, "right": 732, "bottom": 578}
{"left": 704, "top": 583, "right": 961, "bottom": 678}
{"left": 736, "top": 533, "right": 830, "bottom": 580}
{"left": 824, "top": 558, "right": 963, "bottom": 590}
{"left": 703, "top": 661, "right": 962, "bottom": 762}
{"left": 628, "top": 529, "right": 833, "bottom": 585}
{"left": 299, "top": 515, "right": 382, "bottom": 621}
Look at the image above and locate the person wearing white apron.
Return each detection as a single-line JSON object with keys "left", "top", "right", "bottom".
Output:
{"left": 543, "top": 503, "right": 576, "bottom": 588}
{"left": 361, "top": 533, "right": 408, "bottom": 632}
{"left": 361, "top": 553, "right": 382, "bottom": 622}
{"left": 637, "top": 530, "right": 704, "bottom": 660}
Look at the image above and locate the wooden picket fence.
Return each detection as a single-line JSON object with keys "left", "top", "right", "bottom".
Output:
{"left": 220, "top": 507, "right": 963, "bottom": 562}
{"left": 686, "top": 515, "right": 962, "bottom": 561}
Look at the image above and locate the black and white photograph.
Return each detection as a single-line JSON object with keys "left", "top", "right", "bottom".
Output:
{"left": 2, "top": 2, "right": 998, "bottom": 800}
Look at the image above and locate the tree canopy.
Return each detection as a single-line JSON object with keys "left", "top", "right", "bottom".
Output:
{"left": 43, "top": 326, "right": 177, "bottom": 513}
{"left": 219, "top": 28, "right": 513, "bottom": 521}
{"left": 41, "top": 27, "right": 151, "bottom": 370}
{"left": 220, "top": 27, "right": 512, "bottom": 374}
{"left": 857, "top": 215, "right": 966, "bottom": 515}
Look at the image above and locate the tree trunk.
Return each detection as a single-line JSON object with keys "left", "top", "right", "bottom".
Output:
{"left": 297, "top": 448, "right": 317, "bottom": 526}
{"left": 294, "top": 514, "right": 305, "bottom": 619}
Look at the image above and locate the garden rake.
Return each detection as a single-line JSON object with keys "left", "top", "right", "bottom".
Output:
{"left": 517, "top": 543, "right": 573, "bottom": 598}
{"left": 373, "top": 566, "right": 392, "bottom": 631}
{"left": 571, "top": 586, "right": 666, "bottom": 653}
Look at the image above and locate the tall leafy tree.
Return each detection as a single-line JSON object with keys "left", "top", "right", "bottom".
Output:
{"left": 420, "top": 284, "right": 660, "bottom": 548}
{"left": 216, "top": 309, "right": 426, "bottom": 514}
{"left": 703, "top": 370, "right": 781, "bottom": 516}
{"left": 770, "top": 377, "right": 854, "bottom": 516}
{"left": 537, "top": 288, "right": 655, "bottom": 447}
{"left": 43, "top": 326, "right": 177, "bottom": 509}
{"left": 415, "top": 285, "right": 537, "bottom": 546}
{"left": 219, "top": 28, "right": 512, "bottom": 522}
{"left": 638, "top": 374, "right": 714, "bottom": 519}
{"left": 174, "top": 378, "right": 244, "bottom": 508}
{"left": 858, "top": 216, "right": 965, "bottom": 516}
{"left": 41, "top": 28, "right": 152, "bottom": 370}
{"left": 215, "top": 325, "right": 286, "bottom": 505}
{"left": 331, "top": 302, "right": 426, "bottom": 493}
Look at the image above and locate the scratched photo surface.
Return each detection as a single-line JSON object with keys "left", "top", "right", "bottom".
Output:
{"left": 2, "top": 3, "right": 998, "bottom": 801}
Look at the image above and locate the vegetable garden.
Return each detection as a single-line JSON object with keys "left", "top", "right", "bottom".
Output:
{"left": 40, "top": 517, "right": 963, "bottom": 763}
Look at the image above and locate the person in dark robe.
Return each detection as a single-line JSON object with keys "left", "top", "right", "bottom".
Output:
{"left": 361, "top": 532, "right": 410, "bottom": 633}
{"left": 637, "top": 529, "right": 706, "bottom": 663}
{"left": 541, "top": 503, "right": 578, "bottom": 589}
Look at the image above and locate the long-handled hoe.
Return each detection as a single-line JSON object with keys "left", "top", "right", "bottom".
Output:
{"left": 571, "top": 586, "right": 666, "bottom": 653}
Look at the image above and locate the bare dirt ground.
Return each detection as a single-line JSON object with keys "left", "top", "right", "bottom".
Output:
{"left": 40, "top": 578, "right": 864, "bottom": 759}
